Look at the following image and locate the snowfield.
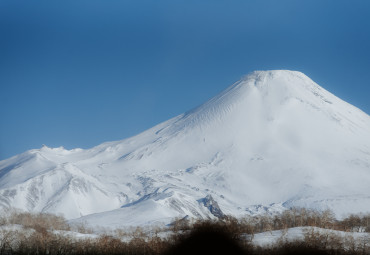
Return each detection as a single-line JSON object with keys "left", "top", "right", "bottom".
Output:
{"left": 252, "top": 227, "right": 370, "bottom": 247}
{"left": 1, "top": 70, "right": 370, "bottom": 228}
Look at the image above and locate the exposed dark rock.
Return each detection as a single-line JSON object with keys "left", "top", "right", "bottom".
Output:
{"left": 199, "top": 195, "right": 225, "bottom": 219}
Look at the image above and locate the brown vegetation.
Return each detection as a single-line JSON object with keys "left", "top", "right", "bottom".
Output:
{"left": 0, "top": 208, "right": 369, "bottom": 254}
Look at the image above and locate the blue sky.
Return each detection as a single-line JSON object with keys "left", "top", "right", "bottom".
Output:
{"left": 1, "top": 1, "right": 370, "bottom": 160}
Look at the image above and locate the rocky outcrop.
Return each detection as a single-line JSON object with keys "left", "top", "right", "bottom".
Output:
{"left": 199, "top": 195, "right": 225, "bottom": 219}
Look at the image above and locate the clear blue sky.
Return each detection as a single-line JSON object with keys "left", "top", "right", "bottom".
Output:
{"left": 1, "top": 1, "right": 370, "bottom": 160}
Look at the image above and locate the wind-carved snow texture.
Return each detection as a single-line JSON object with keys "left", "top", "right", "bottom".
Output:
{"left": 1, "top": 70, "right": 370, "bottom": 228}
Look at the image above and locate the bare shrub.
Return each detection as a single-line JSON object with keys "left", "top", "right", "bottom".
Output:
{"left": 7, "top": 210, "right": 70, "bottom": 232}
{"left": 0, "top": 229, "right": 21, "bottom": 254}
{"left": 70, "top": 221, "right": 94, "bottom": 234}
{"left": 1, "top": 207, "right": 370, "bottom": 255}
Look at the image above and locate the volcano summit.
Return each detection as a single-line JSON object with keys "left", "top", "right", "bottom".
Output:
{"left": 1, "top": 70, "right": 370, "bottom": 227}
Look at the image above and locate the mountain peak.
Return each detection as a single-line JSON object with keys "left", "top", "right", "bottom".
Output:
{"left": 241, "top": 69, "right": 308, "bottom": 81}
{"left": 1, "top": 70, "right": 370, "bottom": 227}
{"left": 177, "top": 70, "right": 330, "bottom": 131}
{"left": 238, "top": 70, "right": 316, "bottom": 91}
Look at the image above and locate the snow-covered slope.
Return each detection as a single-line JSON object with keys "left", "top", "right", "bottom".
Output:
{"left": 1, "top": 70, "right": 370, "bottom": 227}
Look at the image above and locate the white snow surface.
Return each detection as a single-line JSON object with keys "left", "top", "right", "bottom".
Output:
{"left": 1, "top": 70, "right": 370, "bottom": 228}
{"left": 252, "top": 227, "right": 370, "bottom": 247}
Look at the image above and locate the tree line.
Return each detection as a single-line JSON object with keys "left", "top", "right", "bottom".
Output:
{"left": 0, "top": 208, "right": 369, "bottom": 255}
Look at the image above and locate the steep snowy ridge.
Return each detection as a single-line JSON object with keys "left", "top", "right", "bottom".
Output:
{"left": 1, "top": 70, "right": 370, "bottom": 228}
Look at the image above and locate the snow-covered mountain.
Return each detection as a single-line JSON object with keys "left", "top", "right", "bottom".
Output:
{"left": 1, "top": 70, "right": 370, "bottom": 227}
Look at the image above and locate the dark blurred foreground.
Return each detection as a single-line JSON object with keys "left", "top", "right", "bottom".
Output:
{"left": 164, "top": 222, "right": 360, "bottom": 255}
{"left": 164, "top": 223, "right": 248, "bottom": 255}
